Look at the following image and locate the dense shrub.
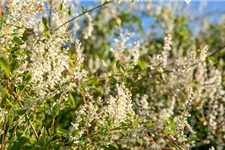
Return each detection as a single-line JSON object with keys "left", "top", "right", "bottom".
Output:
{"left": 0, "top": 0, "right": 225, "bottom": 149}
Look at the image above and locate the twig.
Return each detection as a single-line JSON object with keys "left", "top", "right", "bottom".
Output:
{"left": 1, "top": 117, "right": 7, "bottom": 150}
{"left": 187, "top": 44, "right": 225, "bottom": 68}
{"left": 200, "top": 111, "right": 207, "bottom": 124}
{"left": 49, "top": 0, "right": 53, "bottom": 34}
{"left": 84, "top": 69, "right": 172, "bottom": 83}
{"left": 54, "top": 1, "right": 113, "bottom": 31}
{"left": 165, "top": 135, "right": 186, "bottom": 150}
{"left": 147, "top": 132, "right": 171, "bottom": 150}
{"left": 208, "top": 44, "right": 225, "bottom": 56}
{"left": 18, "top": 101, "right": 39, "bottom": 139}
{"left": 166, "top": 43, "right": 225, "bottom": 70}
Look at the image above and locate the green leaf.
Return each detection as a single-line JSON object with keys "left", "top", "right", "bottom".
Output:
{"left": 109, "top": 77, "right": 117, "bottom": 85}
{"left": 115, "top": 60, "right": 125, "bottom": 72}
{"left": 48, "top": 127, "right": 54, "bottom": 136}
{"left": 25, "top": 74, "right": 32, "bottom": 82}
{"left": 9, "top": 140, "right": 21, "bottom": 150}
{"left": 0, "top": 57, "right": 10, "bottom": 75}
{"left": 0, "top": 88, "right": 13, "bottom": 108}
{"left": 207, "top": 56, "right": 217, "bottom": 65}
{"left": 169, "top": 117, "right": 176, "bottom": 130}
{"left": 13, "top": 36, "right": 24, "bottom": 45}
{"left": 146, "top": 121, "right": 153, "bottom": 127}
{"left": 68, "top": 6, "right": 71, "bottom": 15}
{"left": 57, "top": 128, "right": 69, "bottom": 138}
{"left": 42, "top": 17, "right": 48, "bottom": 27}
{"left": 59, "top": 3, "right": 63, "bottom": 10}
{"left": 159, "top": 73, "right": 166, "bottom": 82}
{"left": 52, "top": 105, "right": 59, "bottom": 117}
{"left": 18, "top": 136, "right": 30, "bottom": 145}
{"left": 9, "top": 136, "right": 30, "bottom": 150}
{"left": 22, "top": 29, "right": 31, "bottom": 41}
{"left": 11, "top": 60, "right": 19, "bottom": 72}
{"left": 81, "top": 5, "right": 87, "bottom": 13}
{"left": 35, "top": 138, "right": 45, "bottom": 147}
{"left": 42, "top": 17, "right": 49, "bottom": 34}
{"left": 187, "top": 137, "right": 201, "bottom": 142}
{"left": 163, "top": 130, "right": 173, "bottom": 135}
{"left": 51, "top": 143, "right": 63, "bottom": 150}
{"left": 100, "top": 143, "right": 118, "bottom": 150}
{"left": 15, "top": 108, "right": 27, "bottom": 116}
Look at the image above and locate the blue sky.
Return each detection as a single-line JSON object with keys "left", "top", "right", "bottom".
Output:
{"left": 78, "top": 1, "right": 225, "bottom": 32}
{"left": 79, "top": 1, "right": 225, "bottom": 10}
{"left": 78, "top": 1, "right": 225, "bottom": 23}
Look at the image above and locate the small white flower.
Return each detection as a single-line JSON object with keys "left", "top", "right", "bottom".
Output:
{"left": 209, "top": 146, "right": 215, "bottom": 150}
{"left": 200, "top": 45, "right": 208, "bottom": 62}
{"left": 132, "top": 41, "right": 140, "bottom": 65}
{"left": 185, "top": 0, "right": 191, "bottom": 4}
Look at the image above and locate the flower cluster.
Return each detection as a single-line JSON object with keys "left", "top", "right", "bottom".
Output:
{"left": 83, "top": 14, "right": 94, "bottom": 39}
{"left": 149, "top": 34, "right": 172, "bottom": 71}
{"left": 29, "top": 34, "right": 71, "bottom": 99}
{"left": 105, "top": 83, "right": 135, "bottom": 125}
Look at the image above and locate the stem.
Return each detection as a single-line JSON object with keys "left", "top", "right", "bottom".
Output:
{"left": 48, "top": 0, "right": 53, "bottom": 34}
{"left": 84, "top": 69, "right": 172, "bottom": 82}
{"left": 147, "top": 133, "right": 171, "bottom": 150}
{"left": 208, "top": 44, "right": 225, "bottom": 56}
{"left": 1, "top": 117, "right": 7, "bottom": 150}
{"left": 12, "top": 93, "right": 39, "bottom": 139}
{"left": 54, "top": 1, "right": 113, "bottom": 32}
{"left": 185, "top": 44, "right": 225, "bottom": 69}
{"left": 18, "top": 101, "right": 39, "bottom": 139}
